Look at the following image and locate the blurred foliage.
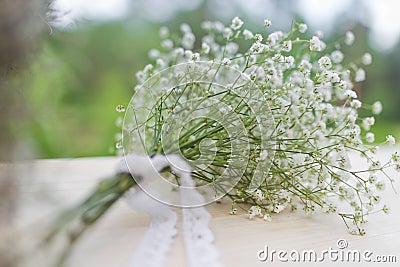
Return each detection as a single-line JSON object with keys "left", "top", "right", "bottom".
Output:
{"left": 17, "top": 22, "right": 159, "bottom": 157}
{"left": 12, "top": 8, "right": 400, "bottom": 158}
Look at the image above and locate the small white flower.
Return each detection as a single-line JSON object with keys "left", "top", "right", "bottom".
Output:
{"left": 362, "top": 53, "right": 372, "bottom": 65}
{"left": 284, "top": 56, "right": 295, "bottom": 68}
{"left": 223, "top": 27, "right": 233, "bottom": 39}
{"left": 180, "top": 23, "right": 191, "bottom": 33}
{"left": 309, "top": 36, "right": 326, "bottom": 51}
{"left": 254, "top": 33, "right": 263, "bottom": 43}
{"left": 136, "top": 71, "right": 145, "bottom": 83}
{"left": 250, "top": 42, "right": 264, "bottom": 53}
{"left": 159, "top": 26, "right": 169, "bottom": 38}
{"left": 345, "top": 31, "right": 355, "bottom": 45}
{"left": 298, "top": 59, "right": 312, "bottom": 73}
{"left": 156, "top": 58, "right": 165, "bottom": 68}
{"left": 344, "top": 31, "right": 355, "bottom": 45}
{"left": 161, "top": 39, "right": 173, "bottom": 50}
{"left": 318, "top": 56, "right": 332, "bottom": 70}
{"left": 201, "top": 42, "right": 210, "bottom": 54}
{"left": 351, "top": 99, "right": 362, "bottom": 109}
{"left": 382, "top": 205, "right": 390, "bottom": 214}
{"left": 372, "top": 101, "right": 382, "bottom": 115}
{"left": 243, "top": 29, "right": 254, "bottom": 40}
{"left": 263, "top": 213, "right": 272, "bottom": 222}
{"left": 249, "top": 205, "right": 262, "bottom": 219}
{"left": 191, "top": 53, "right": 200, "bottom": 62}
{"left": 255, "top": 189, "right": 264, "bottom": 201}
{"left": 231, "top": 16, "right": 244, "bottom": 30}
{"left": 282, "top": 40, "right": 292, "bottom": 52}
{"left": 386, "top": 135, "right": 396, "bottom": 145}
{"left": 274, "top": 204, "right": 286, "bottom": 213}
{"left": 396, "top": 164, "right": 400, "bottom": 172}
{"left": 362, "top": 117, "right": 375, "bottom": 130}
{"left": 298, "top": 23, "right": 308, "bottom": 33}
{"left": 345, "top": 90, "right": 357, "bottom": 99}
{"left": 184, "top": 50, "right": 193, "bottom": 59}
{"left": 264, "top": 19, "right": 272, "bottom": 28}
{"left": 331, "top": 50, "right": 344, "bottom": 63}
{"left": 391, "top": 152, "right": 399, "bottom": 163}
{"left": 222, "top": 58, "right": 231, "bottom": 65}
{"left": 200, "top": 21, "right": 212, "bottom": 30}
{"left": 230, "top": 208, "right": 238, "bottom": 215}
{"left": 315, "top": 30, "right": 324, "bottom": 38}
{"left": 173, "top": 47, "right": 184, "bottom": 56}
{"left": 182, "top": 32, "right": 195, "bottom": 49}
{"left": 148, "top": 49, "right": 160, "bottom": 59}
{"left": 366, "top": 132, "right": 375, "bottom": 143}
{"left": 355, "top": 68, "right": 366, "bottom": 82}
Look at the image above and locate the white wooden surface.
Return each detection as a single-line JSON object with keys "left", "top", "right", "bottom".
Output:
{"left": 7, "top": 147, "right": 400, "bottom": 266}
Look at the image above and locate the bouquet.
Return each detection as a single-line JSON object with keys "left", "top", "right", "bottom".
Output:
{"left": 45, "top": 17, "right": 399, "bottom": 265}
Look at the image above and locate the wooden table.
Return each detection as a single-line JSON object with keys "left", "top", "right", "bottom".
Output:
{"left": 6, "top": 146, "right": 400, "bottom": 266}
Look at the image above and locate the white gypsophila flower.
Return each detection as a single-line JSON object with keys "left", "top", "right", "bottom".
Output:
{"left": 159, "top": 26, "right": 169, "bottom": 38}
{"left": 362, "top": 117, "right": 375, "bottom": 131}
{"left": 254, "top": 33, "right": 263, "bottom": 43}
{"left": 345, "top": 31, "right": 355, "bottom": 45}
{"left": 298, "top": 23, "right": 308, "bottom": 33}
{"left": 315, "top": 30, "right": 324, "bottom": 38}
{"left": 226, "top": 42, "right": 239, "bottom": 55}
{"left": 362, "top": 53, "right": 372, "bottom": 65}
{"left": 318, "top": 56, "right": 332, "bottom": 70}
{"left": 243, "top": 29, "right": 254, "bottom": 40}
{"left": 254, "top": 189, "right": 264, "bottom": 201}
{"left": 264, "top": 19, "right": 272, "bottom": 28}
{"left": 345, "top": 90, "right": 357, "bottom": 99}
{"left": 250, "top": 42, "right": 264, "bottom": 53}
{"left": 263, "top": 213, "right": 272, "bottom": 222}
{"left": 222, "top": 58, "right": 231, "bottom": 65}
{"left": 136, "top": 71, "right": 146, "bottom": 83}
{"left": 396, "top": 164, "right": 400, "bottom": 172}
{"left": 274, "top": 204, "right": 286, "bottom": 213}
{"left": 202, "top": 42, "right": 210, "bottom": 54}
{"left": 366, "top": 132, "right": 375, "bottom": 143}
{"left": 298, "top": 59, "right": 312, "bottom": 74}
{"left": 201, "top": 21, "right": 212, "bottom": 30}
{"left": 309, "top": 36, "right": 326, "bottom": 51}
{"left": 355, "top": 68, "right": 366, "bottom": 82}
{"left": 223, "top": 27, "right": 233, "bottom": 40}
{"left": 182, "top": 32, "right": 195, "bottom": 49}
{"left": 392, "top": 152, "right": 399, "bottom": 163}
{"left": 184, "top": 50, "right": 193, "bottom": 59}
{"left": 372, "top": 101, "right": 383, "bottom": 115}
{"left": 267, "top": 31, "right": 283, "bottom": 46}
{"left": 192, "top": 53, "right": 200, "bottom": 62}
{"left": 331, "top": 50, "right": 344, "bottom": 63}
{"left": 126, "top": 18, "right": 397, "bottom": 236}
{"left": 386, "top": 135, "right": 396, "bottom": 145}
{"left": 231, "top": 16, "right": 244, "bottom": 30}
{"left": 161, "top": 39, "right": 174, "bottom": 50}
{"left": 180, "top": 23, "right": 191, "bottom": 33}
{"left": 282, "top": 40, "right": 292, "bottom": 52}
{"left": 148, "top": 49, "right": 160, "bottom": 59}
{"left": 350, "top": 99, "right": 362, "bottom": 109}
{"left": 156, "top": 58, "right": 165, "bottom": 68}
{"left": 213, "top": 21, "right": 225, "bottom": 33}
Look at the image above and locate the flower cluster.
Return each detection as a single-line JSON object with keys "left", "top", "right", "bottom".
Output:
{"left": 123, "top": 17, "right": 399, "bottom": 235}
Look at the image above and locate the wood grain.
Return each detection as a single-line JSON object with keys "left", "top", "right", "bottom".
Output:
{"left": 6, "top": 147, "right": 400, "bottom": 266}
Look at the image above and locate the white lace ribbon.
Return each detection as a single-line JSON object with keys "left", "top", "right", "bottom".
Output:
{"left": 119, "top": 154, "right": 221, "bottom": 267}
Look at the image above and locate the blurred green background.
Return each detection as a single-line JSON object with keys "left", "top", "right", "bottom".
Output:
{"left": 9, "top": 0, "right": 400, "bottom": 158}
